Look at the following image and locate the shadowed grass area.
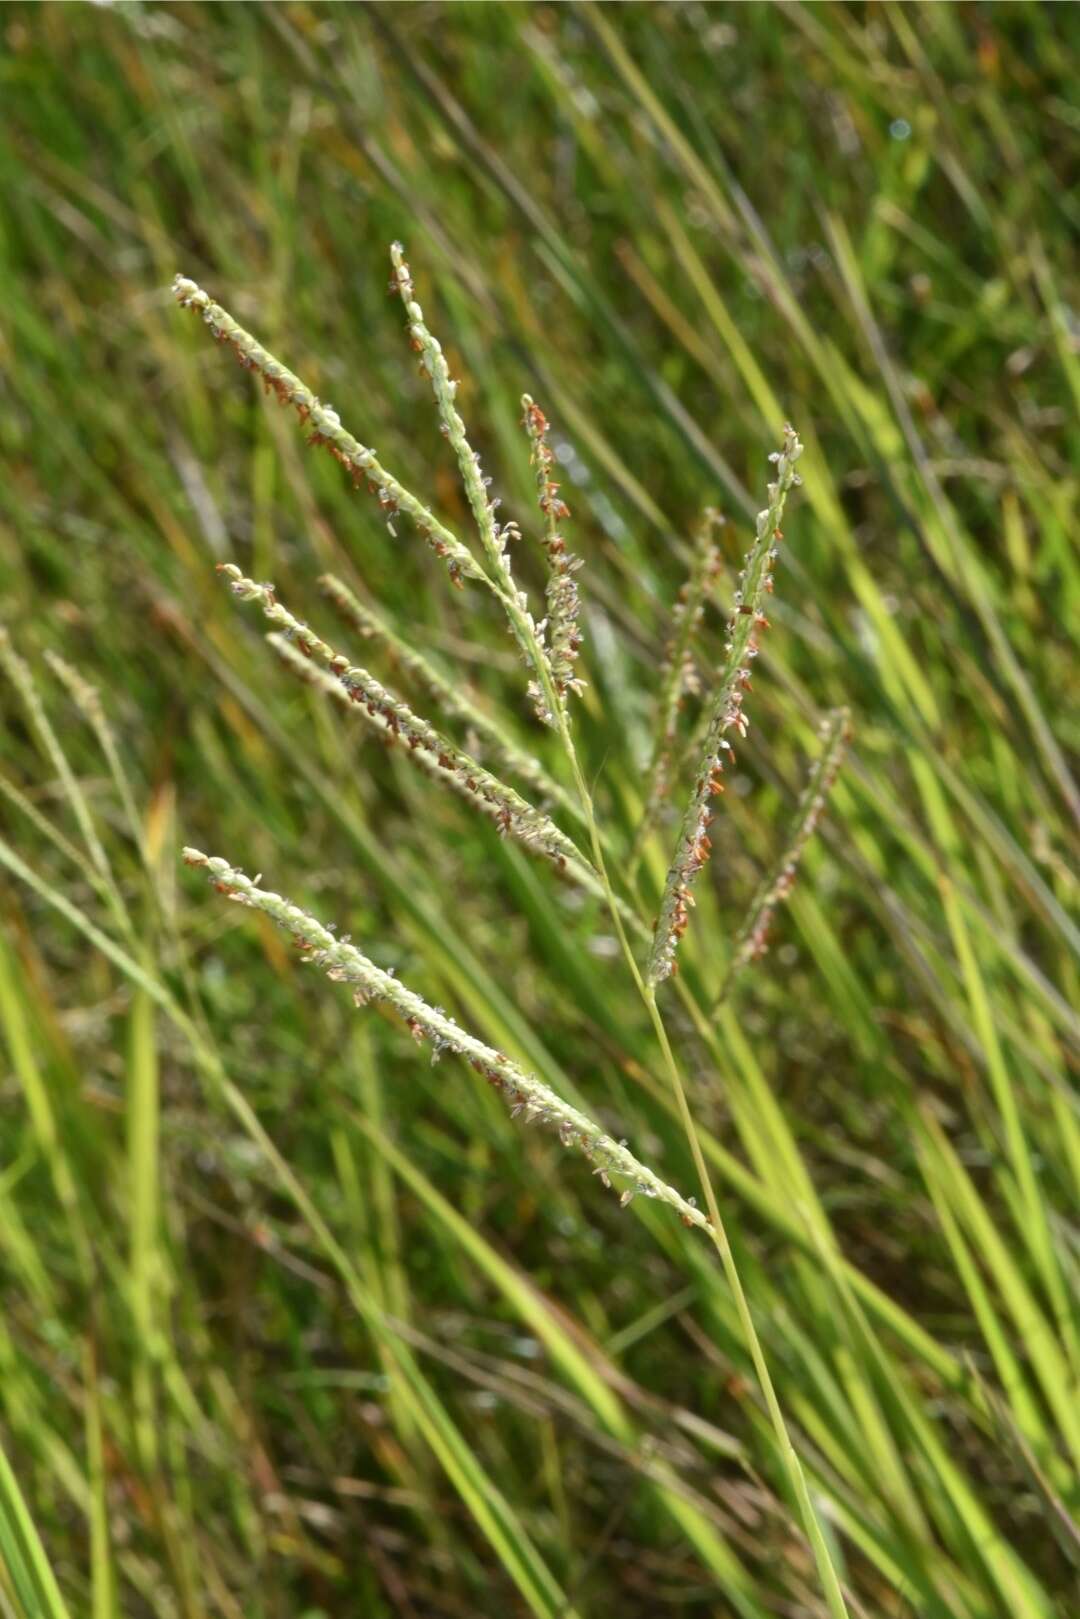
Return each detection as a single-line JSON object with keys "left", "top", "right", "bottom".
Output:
{"left": 0, "top": 3, "right": 1077, "bottom": 1616}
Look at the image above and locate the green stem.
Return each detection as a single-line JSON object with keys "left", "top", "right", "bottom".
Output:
{"left": 555, "top": 713, "right": 850, "bottom": 1619}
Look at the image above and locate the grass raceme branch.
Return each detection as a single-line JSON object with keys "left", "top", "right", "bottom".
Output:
{"left": 631, "top": 508, "right": 724, "bottom": 873}
{"left": 388, "top": 244, "right": 562, "bottom": 726}
{"left": 317, "top": 572, "right": 579, "bottom": 822}
{"left": 182, "top": 850, "right": 708, "bottom": 1230}
{"left": 172, "top": 273, "right": 483, "bottom": 590}
{"left": 713, "top": 707, "right": 851, "bottom": 1009}
{"left": 216, "top": 565, "right": 612, "bottom": 902}
{"left": 647, "top": 427, "right": 804, "bottom": 985}
{"left": 522, "top": 395, "right": 585, "bottom": 706}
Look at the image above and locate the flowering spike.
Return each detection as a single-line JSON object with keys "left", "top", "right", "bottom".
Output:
{"left": 647, "top": 427, "right": 804, "bottom": 986}
{"left": 215, "top": 564, "right": 608, "bottom": 898}
{"left": 713, "top": 708, "right": 850, "bottom": 1007}
{"left": 183, "top": 850, "right": 707, "bottom": 1232}
{"left": 388, "top": 246, "right": 559, "bottom": 726}
{"left": 631, "top": 508, "right": 724, "bottom": 872}
{"left": 522, "top": 395, "right": 586, "bottom": 710}
{"left": 171, "top": 274, "right": 483, "bottom": 590}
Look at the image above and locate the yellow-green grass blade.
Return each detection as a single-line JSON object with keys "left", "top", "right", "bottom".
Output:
{"left": 83, "top": 1341, "right": 118, "bottom": 1619}
{"left": 0, "top": 1434, "right": 73, "bottom": 1619}
{"left": 221, "top": 1084, "right": 578, "bottom": 1619}
{"left": 938, "top": 877, "right": 1077, "bottom": 1371}
{"left": 0, "top": 928, "right": 92, "bottom": 1282}
{"left": 914, "top": 1109, "right": 1080, "bottom": 1474}
{"left": 127, "top": 987, "right": 162, "bottom": 1470}
{"left": 358, "top": 1114, "right": 766, "bottom": 1610}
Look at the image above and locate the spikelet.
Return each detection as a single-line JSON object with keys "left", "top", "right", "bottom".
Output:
{"left": 317, "top": 573, "right": 577, "bottom": 820}
{"left": 388, "top": 245, "right": 560, "bottom": 726}
{"left": 521, "top": 395, "right": 585, "bottom": 707}
{"left": 171, "top": 274, "right": 482, "bottom": 590}
{"left": 215, "top": 565, "right": 606, "bottom": 892}
{"left": 631, "top": 508, "right": 724, "bottom": 871}
{"left": 646, "top": 427, "right": 804, "bottom": 985}
{"left": 713, "top": 708, "right": 850, "bottom": 1007}
{"left": 182, "top": 849, "right": 708, "bottom": 1230}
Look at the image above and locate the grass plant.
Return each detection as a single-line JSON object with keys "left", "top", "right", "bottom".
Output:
{"left": 0, "top": 5, "right": 1077, "bottom": 1617}
{"left": 178, "top": 260, "right": 851, "bottom": 1615}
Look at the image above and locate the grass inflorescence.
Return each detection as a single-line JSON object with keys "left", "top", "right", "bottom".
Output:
{"left": 183, "top": 248, "right": 852, "bottom": 1619}
{"left": 2, "top": 9, "right": 1077, "bottom": 1619}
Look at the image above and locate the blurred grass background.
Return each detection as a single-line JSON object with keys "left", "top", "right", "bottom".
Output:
{"left": 0, "top": 2, "right": 1077, "bottom": 1615}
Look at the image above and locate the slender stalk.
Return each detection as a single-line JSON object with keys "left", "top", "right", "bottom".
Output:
{"left": 643, "top": 985, "right": 849, "bottom": 1619}
{"left": 0, "top": 629, "right": 129, "bottom": 939}
{"left": 44, "top": 651, "right": 147, "bottom": 864}
{"left": 558, "top": 713, "right": 849, "bottom": 1616}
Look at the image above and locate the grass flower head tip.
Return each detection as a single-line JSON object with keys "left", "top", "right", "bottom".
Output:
{"left": 171, "top": 272, "right": 482, "bottom": 587}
